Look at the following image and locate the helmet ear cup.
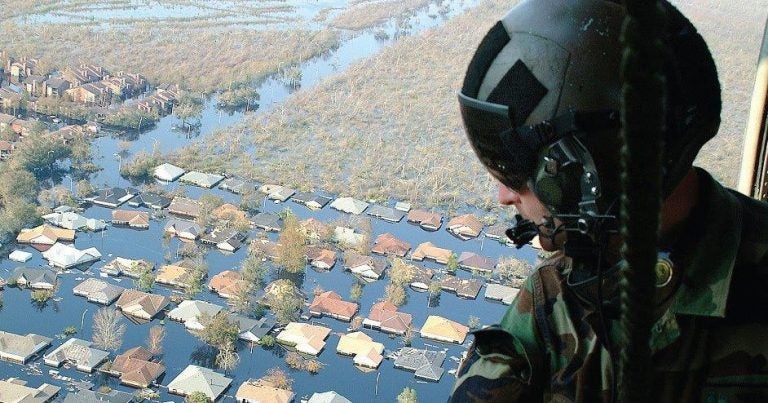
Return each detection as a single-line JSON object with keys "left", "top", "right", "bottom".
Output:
{"left": 532, "top": 136, "right": 598, "bottom": 217}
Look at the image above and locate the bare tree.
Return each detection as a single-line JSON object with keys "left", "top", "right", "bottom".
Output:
{"left": 146, "top": 325, "right": 165, "bottom": 356}
{"left": 92, "top": 308, "right": 127, "bottom": 351}
{"left": 215, "top": 341, "right": 239, "bottom": 372}
{"left": 261, "top": 367, "right": 293, "bottom": 390}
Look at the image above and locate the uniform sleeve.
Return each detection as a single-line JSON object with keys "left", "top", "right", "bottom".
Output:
{"left": 449, "top": 277, "right": 545, "bottom": 402}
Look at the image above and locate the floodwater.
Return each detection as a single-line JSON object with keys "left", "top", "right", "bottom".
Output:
{"left": 0, "top": 0, "right": 542, "bottom": 401}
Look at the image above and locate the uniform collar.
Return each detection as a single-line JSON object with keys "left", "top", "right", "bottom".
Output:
{"left": 670, "top": 168, "right": 742, "bottom": 318}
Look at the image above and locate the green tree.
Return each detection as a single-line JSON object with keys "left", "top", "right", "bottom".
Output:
{"left": 270, "top": 282, "right": 303, "bottom": 323}
{"left": 185, "top": 391, "right": 211, "bottom": 403}
{"left": 259, "top": 334, "right": 276, "bottom": 348}
{"left": 198, "top": 313, "right": 239, "bottom": 349}
{"left": 468, "top": 315, "right": 481, "bottom": 330}
{"left": 76, "top": 179, "right": 94, "bottom": 199}
{"left": 134, "top": 266, "right": 155, "bottom": 291}
{"left": 119, "top": 150, "right": 163, "bottom": 181}
{"left": 275, "top": 210, "right": 307, "bottom": 273}
{"left": 241, "top": 254, "right": 268, "bottom": 287}
{"left": 389, "top": 258, "right": 415, "bottom": 286}
{"left": 0, "top": 199, "right": 39, "bottom": 242}
{"left": 384, "top": 284, "right": 407, "bottom": 307}
{"left": 446, "top": 253, "right": 459, "bottom": 274}
{"left": 397, "top": 387, "right": 418, "bottom": 403}
{"left": 0, "top": 168, "right": 38, "bottom": 203}
{"left": 349, "top": 282, "right": 363, "bottom": 302}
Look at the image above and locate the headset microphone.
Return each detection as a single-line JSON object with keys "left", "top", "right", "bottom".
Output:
{"left": 505, "top": 214, "right": 539, "bottom": 249}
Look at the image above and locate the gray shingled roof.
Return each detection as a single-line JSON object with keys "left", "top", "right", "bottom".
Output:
{"left": 393, "top": 347, "right": 446, "bottom": 381}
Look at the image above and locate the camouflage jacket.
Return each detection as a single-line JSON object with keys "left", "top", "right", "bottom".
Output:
{"left": 450, "top": 169, "right": 768, "bottom": 402}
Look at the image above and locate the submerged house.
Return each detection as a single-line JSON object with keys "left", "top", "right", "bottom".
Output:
{"left": 393, "top": 347, "right": 446, "bottom": 382}
{"left": 308, "top": 291, "right": 359, "bottom": 322}
{"left": 411, "top": 242, "right": 452, "bottom": 265}
{"left": 111, "top": 210, "right": 150, "bottom": 229}
{"left": 208, "top": 270, "right": 247, "bottom": 299}
{"left": 446, "top": 214, "right": 484, "bottom": 240}
{"left": 419, "top": 315, "right": 469, "bottom": 344}
{"left": 234, "top": 315, "right": 277, "bottom": 343}
{"left": 164, "top": 219, "right": 203, "bottom": 240}
{"left": 343, "top": 252, "right": 388, "bottom": 280}
{"left": 42, "top": 211, "right": 106, "bottom": 231}
{"left": 100, "top": 257, "right": 153, "bottom": 278}
{"left": 16, "top": 224, "right": 75, "bottom": 246}
{"left": 42, "top": 243, "right": 101, "bottom": 269}
{"left": 306, "top": 246, "right": 337, "bottom": 270}
{"left": 200, "top": 228, "right": 245, "bottom": 252}
{"left": 0, "top": 331, "right": 52, "bottom": 364}
{"left": 219, "top": 177, "right": 251, "bottom": 194}
{"left": 260, "top": 184, "right": 295, "bottom": 202}
{"left": 366, "top": 204, "right": 405, "bottom": 223}
{"left": 167, "top": 300, "right": 224, "bottom": 330}
{"left": 156, "top": 261, "right": 205, "bottom": 289}
{"left": 0, "top": 378, "right": 60, "bottom": 403}
{"left": 363, "top": 301, "right": 412, "bottom": 336}
{"left": 167, "top": 365, "right": 232, "bottom": 402}
{"left": 371, "top": 233, "right": 411, "bottom": 257}
{"left": 88, "top": 187, "right": 137, "bottom": 208}
{"left": 179, "top": 171, "right": 225, "bottom": 189}
{"left": 438, "top": 276, "right": 483, "bottom": 299}
{"left": 252, "top": 212, "right": 281, "bottom": 232}
{"left": 406, "top": 209, "right": 443, "bottom": 231}
{"left": 127, "top": 192, "right": 172, "bottom": 209}
{"left": 72, "top": 278, "right": 125, "bottom": 305}
{"left": 291, "top": 191, "right": 331, "bottom": 210}
{"left": 8, "top": 267, "right": 57, "bottom": 290}
{"left": 236, "top": 381, "right": 294, "bottom": 403}
{"left": 153, "top": 163, "right": 185, "bottom": 182}
{"left": 109, "top": 347, "right": 165, "bottom": 388}
{"left": 115, "top": 290, "right": 169, "bottom": 320}
{"left": 168, "top": 197, "right": 202, "bottom": 218}
{"left": 43, "top": 338, "right": 109, "bottom": 373}
{"left": 330, "top": 197, "right": 368, "bottom": 215}
{"left": 275, "top": 322, "right": 331, "bottom": 356}
{"left": 484, "top": 283, "right": 520, "bottom": 305}
{"left": 336, "top": 331, "right": 385, "bottom": 368}
{"left": 457, "top": 252, "right": 497, "bottom": 274}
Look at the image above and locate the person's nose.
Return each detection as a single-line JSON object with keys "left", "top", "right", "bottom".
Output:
{"left": 498, "top": 184, "right": 521, "bottom": 206}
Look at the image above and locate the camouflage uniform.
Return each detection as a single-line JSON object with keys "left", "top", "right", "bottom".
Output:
{"left": 450, "top": 169, "right": 768, "bottom": 402}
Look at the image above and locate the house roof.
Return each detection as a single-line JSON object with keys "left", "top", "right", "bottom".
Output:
{"left": 116, "top": 290, "right": 169, "bottom": 319}
{"left": 168, "top": 300, "right": 224, "bottom": 328}
{"left": 261, "top": 280, "right": 305, "bottom": 307}
{"left": 251, "top": 239, "right": 280, "bottom": 260}
{"left": 212, "top": 203, "right": 248, "bottom": 222}
{"left": 337, "top": 332, "right": 384, "bottom": 368}
{"left": 112, "top": 210, "right": 149, "bottom": 227}
{"left": 62, "top": 389, "right": 133, "bottom": 403}
{"left": 439, "top": 276, "right": 483, "bottom": 299}
{"left": 330, "top": 197, "right": 369, "bottom": 215}
{"left": 101, "top": 257, "right": 153, "bottom": 277}
{"left": 253, "top": 213, "right": 282, "bottom": 232}
{"left": 219, "top": 177, "right": 251, "bottom": 194}
{"left": 153, "top": 163, "right": 185, "bottom": 181}
{"left": 16, "top": 224, "right": 75, "bottom": 244}
{"left": 72, "top": 278, "right": 125, "bottom": 304}
{"left": 333, "top": 226, "right": 364, "bottom": 247}
{"left": 168, "top": 197, "right": 202, "bottom": 218}
{"left": 301, "top": 218, "right": 332, "bottom": 239}
{"left": 306, "top": 246, "right": 337, "bottom": 269}
{"left": 366, "top": 301, "right": 412, "bottom": 334}
{"left": 0, "top": 331, "right": 52, "bottom": 361}
{"left": 276, "top": 322, "right": 331, "bottom": 355}
{"left": 8, "top": 250, "right": 32, "bottom": 263}
{"left": 366, "top": 205, "right": 405, "bottom": 222}
{"left": 0, "top": 378, "right": 60, "bottom": 403}
{"left": 236, "top": 382, "right": 294, "bottom": 403}
{"left": 393, "top": 347, "right": 446, "bottom": 381}
{"left": 179, "top": 171, "right": 225, "bottom": 188}
{"left": 458, "top": 252, "right": 497, "bottom": 272}
{"left": 111, "top": 346, "right": 165, "bottom": 388}
{"left": 88, "top": 187, "right": 136, "bottom": 208}
{"left": 420, "top": 315, "right": 469, "bottom": 344}
{"left": 164, "top": 218, "right": 203, "bottom": 239}
{"left": 208, "top": 270, "right": 247, "bottom": 298}
{"left": 233, "top": 315, "right": 276, "bottom": 340}
{"left": 42, "top": 211, "right": 106, "bottom": 231}
{"left": 291, "top": 191, "right": 332, "bottom": 209}
{"left": 308, "top": 391, "right": 352, "bottom": 403}
{"left": 371, "top": 233, "right": 411, "bottom": 257}
{"left": 411, "top": 242, "right": 452, "bottom": 264}
{"left": 343, "top": 252, "right": 388, "bottom": 278}
{"left": 260, "top": 184, "right": 295, "bottom": 201}
{"left": 484, "top": 223, "right": 509, "bottom": 240}
{"left": 8, "top": 267, "right": 56, "bottom": 287}
{"left": 485, "top": 283, "right": 520, "bottom": 305}
{"left": 410, "top": 266, "right": 435, "bottom": 289}
{"left": 447, "top": 214, "right": 484, "bottom": 239}
{"left": 200, "top": 228, "right": 245, "bottom": 251}
{"left": 42, "top": 243, "right": 101, "bottom": 269}
{"left": 406, "top": 209, "right": 443, "bottom": 230}
{"left": 128, "top": 192, "right": 171, "bottom": 209}
{"left": 167, "top": 365, "right": 232, "bottom": 401}
{"left": 156, "top": 262, "right": 202, "bottom": 288}
{"left": 44, "top": 338, "right": 109, "bottom": 370}
{"left": 309, "top": 291, "right": 359, "bottom": 320}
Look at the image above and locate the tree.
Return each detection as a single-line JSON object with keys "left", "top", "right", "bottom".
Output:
{"left": 185, "top": 391, "right": 211, "bottom": 403}
{"left": 259, "top": 334, "right": 276, "bottom": 348}
{"left": 271, "top": 289, "right": 303, "bottom": 324}
{"left": 215, "top": 341, "right": 239, "bottom": 372}
{"left": 349, "top": 281, "right": 363, "bottom": 302}
{"left": 261, "top": 367, "right": 293, "bottom": 390}
{"left": 389, "top": 258, "right": 415, "bottom": 286}
{"left": 285, "top": 352, "right": 304, "bottom": 369}
{"left": 446, "top": 253, "right": 459, "bottom": 274}
{"left": 92, "top": 308, "right": 127, "bottom": 351}
{"left": 350, "top": 316, "right": 364, "bottom": 330}
{"left": 496, "top": 256, "right": 533, "bottom": 287}
{"left": 275, "top": 210, "right": 308, "bottom": 273}
{"left": 241, "top": 253, "right": 268, "bottom": 286}
{"left": 175, "top": 93, "right": 204, "bottom": 129}
{"left": 198, "top": 313, "right": 239, "bottom": 349}
{"left": 385, "top": 284, "right": 407, "bottom": 307}
{"left": 119, "top": 150, "right": 162, "bottom": 181}
{"left": 468, "top": 316, "right": 481, "bottom": 330}
{"left": 75, "top": 179, "right": 94, "bottom": 199}
{"left": 146, "top": 325, "right": 165, "bottom": 356}
{"left": 134, "top": 266, "right": 155, "bottom": 291}
{"left": 305, "top": 359, "right": 323, "bottom": 374}
{"left": 354, "top": 217, "right": 372, "bottom": 255}
{"left": 428, "top": 281, "right": 442, "bottom": 306}
{"left": 397, "top": 387, "right": 418, "bottom": 403}
{"left": 0, "top": 168, "right": 38, "bottom": 204}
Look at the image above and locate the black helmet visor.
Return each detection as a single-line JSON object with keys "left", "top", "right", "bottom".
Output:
{"left": 458, "top": 91, "right": 538, "bottom": 190}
